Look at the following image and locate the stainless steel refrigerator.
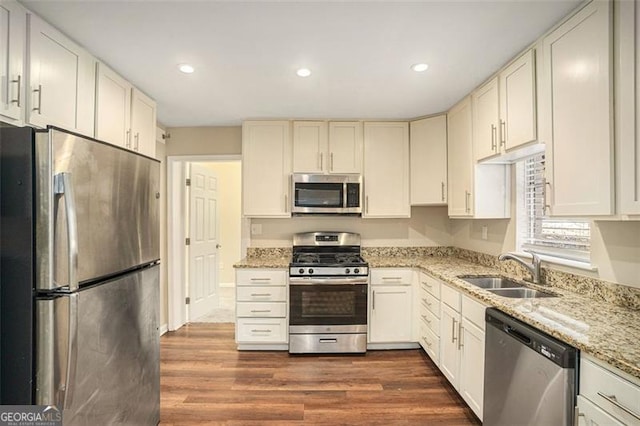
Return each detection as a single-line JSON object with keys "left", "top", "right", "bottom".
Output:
{"left": 0, "top": 126, "right": 160, "bottom": 425}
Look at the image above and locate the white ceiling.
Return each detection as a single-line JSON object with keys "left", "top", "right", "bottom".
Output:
{"left": 21, "top": 0, "right": 582, "bottom": 128}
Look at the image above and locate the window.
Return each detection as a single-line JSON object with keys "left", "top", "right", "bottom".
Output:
{"left": 516, "top": 153, "right": 591, "bottom": 263}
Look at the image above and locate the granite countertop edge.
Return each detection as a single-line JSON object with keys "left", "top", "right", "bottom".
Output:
{"left": 234, "top": 254, "right": 640, "bottom": 381}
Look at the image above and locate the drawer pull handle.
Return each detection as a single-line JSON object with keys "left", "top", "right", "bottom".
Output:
{"left": 250, "top": 293, "right": 272, "bottom": 297}
{"left": 250, "top": 309, "right": 271, "bottom": 313}
{"left": 597, "top": 392, "right": 640, "bottom": 420}
{"left": 421, "top": 315, "right": 431, "bottom": 324}
{"left": 319, "top": 338, "right": 338, "bottom": 344}
{"left": 251, "top": 278, "right": 271, "bottom": 281}
{"left": 421, "top": 298, "right": 431, "bottom": 306}
{"left": 382, "top": 277, "right": 402, "bottom": 280}
{"left": 250, "top": 329, "right": 271, "bottom": 333}
{"left": 421, "top": 281, "right": 432, "bottom": 288}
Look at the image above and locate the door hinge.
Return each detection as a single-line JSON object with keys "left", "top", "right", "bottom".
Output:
{"left": 185, "top": 297, "right": 190, "bottom": 305}
{"left": 186, "top": 178, "right": 191, "bottom": 186}
{"left": 185, "top": 237, "right": 191, "bottom": 245}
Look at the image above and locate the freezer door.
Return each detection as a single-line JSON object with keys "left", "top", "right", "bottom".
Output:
{"left": 36, "top": 128, "right": 160, "bottom": 291}
{"left": 36, "top": 266, "right": 160, "bottom": 425}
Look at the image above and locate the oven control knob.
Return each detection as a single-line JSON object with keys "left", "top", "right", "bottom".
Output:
{"left": 309, "top": 269, "right": 314, "bottom": 274}
{"left": 354, "top": 268, "right": 360, "bottom": 274}
{"left": 299, "top": 268, "right": 304, "bottom": 274}
{"left": 345, "top": 268, "right": 350, "bottom": 274}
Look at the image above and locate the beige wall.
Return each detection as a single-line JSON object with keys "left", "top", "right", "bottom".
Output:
{"left": 250, "top": 207, "right": 452, "bottom": 247}
{"left": 199, "top": 161, "right": 242, "bottom": 285}
{"left": 166, "top": 126, "right": 241, "bottom": 156}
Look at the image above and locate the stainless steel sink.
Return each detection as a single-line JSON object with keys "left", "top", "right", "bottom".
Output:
{"left": 458, "top": 275, "right": 524, "bottom": 289}
{"left": 458, "top": 275, "right": 558, "bottom": 298}
{"left": 485, "top": 288, "right": 557, "bottom": 298}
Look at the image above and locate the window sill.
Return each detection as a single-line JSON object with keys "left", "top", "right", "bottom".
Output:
{"left": 512, "top": 251, "right": 598, "bottom": 272}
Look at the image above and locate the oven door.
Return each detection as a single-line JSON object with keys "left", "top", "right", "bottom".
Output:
{"left": 289, "top": 277, "right": 368, "bottom": 331}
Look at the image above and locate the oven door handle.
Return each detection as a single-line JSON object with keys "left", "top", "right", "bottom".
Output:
{"left": 289, "top": 277, "right": 368, "bottom": 285}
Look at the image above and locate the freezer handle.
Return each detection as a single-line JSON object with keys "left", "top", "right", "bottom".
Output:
{"left": 54, "top": 172, "right": 78, "bottom": 291}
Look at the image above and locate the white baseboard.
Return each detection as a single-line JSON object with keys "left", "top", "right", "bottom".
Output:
{"left": 159, "top": 324, "right": 169, "bottom": 336}
{"left": 220, "top": 282, "right": 235, "bottom": 288}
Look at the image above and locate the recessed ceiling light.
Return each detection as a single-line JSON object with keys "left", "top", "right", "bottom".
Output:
{"left": 296, "top": 68, "right": 312, "bottom": 77}
{"left": 411, "top": 63, "right": 429, "bottom": 72}
{"left": 178, "top": 64, "right": 194, "bottom": 74}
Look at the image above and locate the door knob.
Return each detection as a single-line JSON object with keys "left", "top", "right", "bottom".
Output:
{"left": 216, "top": 244, "right": 222, "bottom": 249}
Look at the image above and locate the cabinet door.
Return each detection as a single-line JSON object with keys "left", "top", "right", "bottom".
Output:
{"left": 363, "top": 122, "right": 410, "bottom": 218}
{"left": 292, "top": 121, "right": 327, "bottom": 173}
{"left": 95, "top": 63, "right": 132, "bottom": 148}
{"left": 439, "top": 303, "right": 461, "bottom": 389}
{"left": 28, "top": 14, "right": 95, "bottom": 136}
{"left": 459, "top": 318, "right": 485, "bottom": 420}
{"left": 410, "top": 115, "right": 447, "bottom": 205}
{"left": 542, "top": 0, "right": 613, "bottom": 216}
{"left": 617, "top": 0, "right": 640, "bottom": 215}
{"left": 328, "top": 121, "right": 363, "bottom": 174}
{"left": 369, "top": 285, "right": 412, "bottom": 343}
{"left": 242, "top": 121, "right": 292, "bottom": 217}
{"left": 447, "top": 97, "right": 474, "bottom": 217}
{"left": 472, "top": 78, "right": 500, "bottom": 161}
{"left": 500, "top": 49, "right": 537, "bottom": 151}
{"left": 0, "top": 1, "right": 25, "bottom": 122}
{"left": 131, "top": 88, "right": 156, "bottom": 157}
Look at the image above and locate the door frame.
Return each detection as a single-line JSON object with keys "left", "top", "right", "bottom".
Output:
{"left": 167, "top": 154, "right": 243, "bottom": 331}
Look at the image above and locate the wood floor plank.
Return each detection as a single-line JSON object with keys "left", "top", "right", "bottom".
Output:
{"left": 160, "top": 323, "right": 480, "bottom": 425}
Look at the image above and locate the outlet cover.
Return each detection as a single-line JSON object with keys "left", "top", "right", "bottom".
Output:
{"left": 251, "top": 224, "right": 262, "bottom": 236}
{"left": 481, "top": 226, "right": 488, "bottom": 240}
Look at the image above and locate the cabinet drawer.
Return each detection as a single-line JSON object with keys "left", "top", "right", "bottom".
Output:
{"left": 419, "top": 288, "right": 440, "bottom": 318}
{"left": 420, "top": 322, "right": 440, "bottom": 365}
{"left": 441, "top": 284, "right": 461, "bottom": 312}
{"left": 237, "top": 286, "right": 287, "bottom": 302}
{"left": 370, "top": 268, "right": 413, "bottom": 285}
{"left": 236, "top": 318, "right": 287, "bottom": 343}
{"left": 236, "top": 269, "right": 287, "bottom": 286}
{"left": 461, "top": 294, "right": 486, "bottom": 331}
{"left": 419, "top": 272, "right": 441, "bottom": 299}
{"left": 419, "top": 306, "right": 440, "bottom": 336}
{"left": 236, "top": 302, "right": 287, "bottom": 318}
{"left": 577, "top": 395, "right": 624, "bottom": 426}
{"left": 580, "top": 357, "right": 640, "bottom": 425}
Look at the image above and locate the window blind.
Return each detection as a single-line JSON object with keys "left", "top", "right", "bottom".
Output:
{"left": 520, "top": 153, "right": 591, "bottom": 262}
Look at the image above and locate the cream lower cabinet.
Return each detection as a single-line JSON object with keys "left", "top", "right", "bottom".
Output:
{"left": 27, "top": 13, "right": 95, "bottom": 137}
{"left": 541, "top": 0, "right": 614, "bottom": 216}
{"left": 235, "top": 269, "right": 288, "bottom": 350}
{"left": 576, "top": 355, "right": 640, "bottom": 426}
{"left": 439, "top": 283, "right": 486, "bottom": 420}
{"left": 410, "top": 115, "right": 448, "bottom": 205}
{"left": 363, "top": 122, "right": 410, "bottom": 218}
{"left": 417, "top": 272, "right": 441, "bottom": 364}
{"left": 369, "top": 268, "right": 414, "bottom": 344}
{"left": 242, "top": 121, "right": 292, "bottom": 217}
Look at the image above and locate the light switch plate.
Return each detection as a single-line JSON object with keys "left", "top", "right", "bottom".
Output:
{"left": 481, "top": 225, "right": 488, "bottom": 240}
{"left": 251, "top": 224, "right": 262, "bottom": 236}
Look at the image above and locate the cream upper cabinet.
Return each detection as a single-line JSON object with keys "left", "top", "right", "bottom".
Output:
{"left": 616, "top": 0, "right": 640, "bottom": 215}
{"left": 242, "top": 121, "right": 292, "bottom": 217}
{"left": 27, "top": 13, "right": 95, "bottom": 137}
{"left": 541, "top": 0, "right": 614, "bottom": 216}
{"left": 328, "top": 121, "right": 363, "bottom": 174}
{"left": 473, "top": 49, "right": 537, "bottom": 162}
{"left": 500, "top": 49, "right": 537, "bottom": 151}
{"left": 131, "top": 88, "right": 157, "bottom": 157}
{"left": 363, "top": 122, "right": 410, "bottom": 218}
{"left": 410, "top": 115, "right": 448, "bottom": 205}
{"left": 95, "top": 63, "right": 132, "bottom": 149}
{"left": 447, "top": 97, "right": 474, "bottom": 217}
{"left": 292, "top": 121, "right": 327, "bottom": 173}
{"left": 0, "top": 1, "right": 25, "bottom": 124}
{"left": 292, "top": 121, "right": 363, "bottom": 174}
{"left": 472, "top": 78, "right": 500, "bottom": 161}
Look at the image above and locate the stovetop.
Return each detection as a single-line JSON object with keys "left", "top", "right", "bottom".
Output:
{"left": 291, "top": 252, "right": 367, "bottom": 267}
{"left": 289, "top": 232, "right": 369, "bottom": 277}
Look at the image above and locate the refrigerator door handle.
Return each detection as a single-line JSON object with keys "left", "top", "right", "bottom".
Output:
{"left": 54, "top": 172, "right": 79, "bottom": 291}
{"left": 36, "top": 294, "right": 78, "bottom": 409}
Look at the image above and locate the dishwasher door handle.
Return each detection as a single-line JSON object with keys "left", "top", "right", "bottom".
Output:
{"left": 504, "top": 325, "right": 532, "bottom": 345}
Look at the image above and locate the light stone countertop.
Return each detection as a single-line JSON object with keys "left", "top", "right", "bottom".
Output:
{"left": 234, "top": 253, "right": 640, "bottom": 380}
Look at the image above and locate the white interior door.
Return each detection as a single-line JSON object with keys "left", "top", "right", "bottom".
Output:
{"left": 188, "top": 163, "right": 220, "bottom": 320}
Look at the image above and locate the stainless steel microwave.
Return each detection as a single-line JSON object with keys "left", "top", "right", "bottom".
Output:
{"left": 291, "top": 174, "right": 362, "bottom": 215}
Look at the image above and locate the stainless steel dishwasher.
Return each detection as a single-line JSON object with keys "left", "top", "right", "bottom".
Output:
{"left": 484, "top": 308, "right": 578, "bottom": 426}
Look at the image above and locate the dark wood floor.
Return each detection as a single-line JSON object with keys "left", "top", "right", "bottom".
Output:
{"left": 160, "top": 323, "right": 481, "bottom": 425}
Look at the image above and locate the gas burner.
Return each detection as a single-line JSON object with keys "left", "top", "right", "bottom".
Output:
{"left": 295, "top": 253, "right": 320, "bottom": 264}
{"left": 335, "top": 254, "right": 363, "bottom": 264}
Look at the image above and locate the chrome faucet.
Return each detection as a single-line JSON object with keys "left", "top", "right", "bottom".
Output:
{"left": 498, "top": 252, "right": 542, "bottom": 284}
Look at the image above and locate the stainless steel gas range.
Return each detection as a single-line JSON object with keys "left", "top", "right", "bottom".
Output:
{"left": 288, "top": 232, "right": 369, "bottom": 354}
